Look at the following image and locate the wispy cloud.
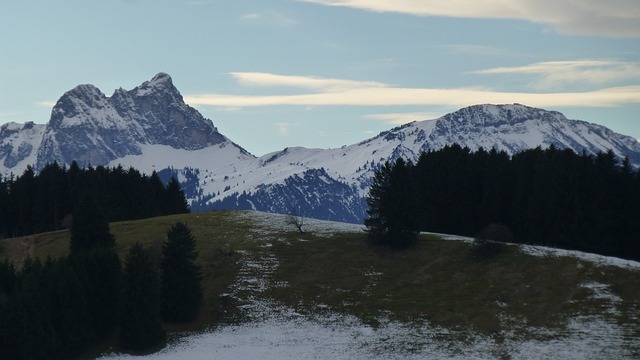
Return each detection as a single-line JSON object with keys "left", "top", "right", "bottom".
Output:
{"left": 185, "top": 72, "right": 640, "bottom": 109}
{"left": 365, "top": 112, "right": 437, "bottom": 125}
{"left": 185, "top": 0, "right": 215, "bottom": 5}
{"left": 299, "top": 0, "right": 640, "bottom": 37}
{"left": 229, "top": 72, "right": 387, "bottom": 91}
{"left": 239, "top": 10, "right": 297, "bottom": 27}
{"left": 37, "top": 101, "right": 57, "bottom": 108}
{"left": 474, "top": 60, "right": 640, "bottom": 89}
{"left": 440, "top": 44, "right": 508, "bottom": 57}
{"left": 275, "top": 122, "right": 291, "bottom": 136}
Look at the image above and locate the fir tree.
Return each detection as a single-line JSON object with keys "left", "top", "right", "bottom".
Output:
{"left": 165, "top": 177, "right": 190, "bottom": 215}
{"left": 70, "top": 193, "right": 115, "bottom": 254}
{"left": 364, "top": 161, "right": 393, "bottom": 246}
{"left": 161, "top": 222, "right": 203, "bottom": 322}
{"left": 365, "top": 158, "right": 418, "bottom": 249}
{"left": 120, "top": 243, "right": 165, "bottom": 351}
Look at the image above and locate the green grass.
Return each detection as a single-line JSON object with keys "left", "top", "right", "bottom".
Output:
{"left": 1, "top": 210, "right": 639, "bottom": 349}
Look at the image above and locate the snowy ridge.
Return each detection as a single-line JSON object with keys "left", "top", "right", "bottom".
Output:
{"left": 0, "top": 73, "right": 243, "bottom": 177}
{"left": 157, "top": 103, "right": 640, "bottom": 222}
{"left": 0, "top": 122, "right": 46, "bottom": 175}
{"left": 2, "top": 73, "right": 640, "bottom": 223}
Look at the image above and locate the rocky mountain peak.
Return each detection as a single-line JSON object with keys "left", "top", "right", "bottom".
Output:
{"left": 34, "top": 73, "right": 231, "bottom": 170}
{"left": 132, "top": 72, "right": 179, "bottom": 99}
{"left": 440, "top": 104, "right": 566, "bottom": 128}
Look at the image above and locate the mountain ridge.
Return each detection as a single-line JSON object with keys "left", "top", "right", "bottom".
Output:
{"left": 2, "top": 73, "right": 640, "bottom": 222}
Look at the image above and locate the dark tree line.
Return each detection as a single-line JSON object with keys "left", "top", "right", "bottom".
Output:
{"left": 0, "top": 191, "right": 202, "bottom": 358}
{"left": 0, "top": 161, "right": 189, "bottom": 238}
{"left": 366, "top": 145, "right": 640, "bottom": 260}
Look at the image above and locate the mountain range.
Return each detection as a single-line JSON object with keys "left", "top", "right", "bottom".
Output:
{"left": 2, "top": 73, "right": 640, "bottom": 223}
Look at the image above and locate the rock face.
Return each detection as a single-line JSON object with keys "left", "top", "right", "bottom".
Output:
{"left": 0, "top": 121, "right": 46, "bottom": 171}
{"left": 2, "top": 74, "right": 640, "bottom": 223}
{"left": 35, "top": 73, "right": 231, "bottom": 170}
{"left": 185, "top": 103, "right": 640, "bottom": 223}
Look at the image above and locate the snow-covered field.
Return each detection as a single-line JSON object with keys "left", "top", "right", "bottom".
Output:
{"left": 102, "top": 211, "right": 640, "bottom": 360}
{"left": 103, "top": 304, "right": 638, "bottom": 360}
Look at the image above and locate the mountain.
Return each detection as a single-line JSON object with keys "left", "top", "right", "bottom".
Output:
{"left": 172, "top": 103, "right": 640, "bottom": 222}
{"left": 2, "top": 74, "right": 640, "bottom": 223}
{"left": 0, "top": 73, "right": 251, "bottom": 176}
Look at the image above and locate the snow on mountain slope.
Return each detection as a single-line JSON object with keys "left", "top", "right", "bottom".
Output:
{"left": 172, "top": 104, "right": 640, "bottom": 222}
{"left": 36, "top": 72, "right": 238, "bottom": 170}
{"left": 3, "top": 72, "right": 640, "bottom": 223}
{"left": 0, "top": 121, "right": 46, "bottom": 176}
{"left": 104, "top": 103, "right": 640, "bottom": 223}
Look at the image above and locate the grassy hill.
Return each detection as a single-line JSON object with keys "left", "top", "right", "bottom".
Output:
{"left": 1, "top": 210, "right": 639, "bottom": 357}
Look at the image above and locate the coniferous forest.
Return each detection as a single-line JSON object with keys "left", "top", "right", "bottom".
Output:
{"left": 0, "top": 161, "right": 189, "bottom": 238}
{"left": 366, "top": 144, "right": 640, "bottom": 261}
{"left": 0, "top": 161, "right": 196, "bottom": 358}
{"left": 0, "top": 208, "right": 201, "bottom": 358}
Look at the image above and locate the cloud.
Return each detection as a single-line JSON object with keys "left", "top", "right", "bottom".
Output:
{"left": 474, "top": 60, "right": 640, "bottom": 89}
{"left": 275, "top": 122, "right": 291, "bottom": 136}
{"left": 229, "top": 72, "right": 387, "bottom": 91}
{"left": 185, "top": 0, "right": 215, "bottom": 5}
{"left": 440, "top": 44, "right": 508, "bottom": 57}
{"left": 299, "top": 0, "right": 640, "bottom": 37}
{"left": 184, "top": 72, "right": 640, "bottom": 109}
{"left": 365, "top": 112, "right": 437, "bottom": 125}
{"left": 240, "top": 13, "right": 261, "bottom": 20}
{"left": 239, "top": 10, "right": 297, "bottom": 27}
{"left": 37, "top": 101, "right": 57, "bottom": 108}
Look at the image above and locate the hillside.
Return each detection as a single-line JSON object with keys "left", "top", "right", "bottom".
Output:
{"left": 1, "top": 210, "right": 639, "bottom": 359}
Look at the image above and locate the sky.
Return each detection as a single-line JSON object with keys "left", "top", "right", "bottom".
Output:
{"left": 1, "top": 0, "right": 639, "bottom": 156}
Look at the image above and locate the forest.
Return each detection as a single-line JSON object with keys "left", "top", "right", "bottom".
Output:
{"left": 366, "top": 144, "right": 640, "bottom": 261}
{"left": 0, "top": 196, "right": 201, "bottom": 358}
{"left": 0, "top": 161, "right": 189, "bottom": 238}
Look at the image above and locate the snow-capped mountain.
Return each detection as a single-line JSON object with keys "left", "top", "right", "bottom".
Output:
{"left": 0, "top": 121, "right": 46, "bottom": 173}
{"left": 2, "top": 74, "right": 640, "bottom": 223}
{"left": 162, "top": 103, "right": 640, "bottom": 223}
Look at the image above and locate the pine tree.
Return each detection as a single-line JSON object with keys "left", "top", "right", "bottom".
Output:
{"left": 161, "top": 222, "right": 203, "bottom": 322}
{"left": 364, "top": 161, "right": 393, "bottom": 246}
{"left": 165, "top": 177, "right": 189, "bottom": 215}
{"left": 70, "top": 193, "right": 115, "bottom": 254}
{"left": 365, "top": 158, "right": 418, "bottom": 249}
{"left": 69, "top": 192, "right": 121, "bottom": 336}
{"left": 120, "top": 243, "right": 165, "bottom": 351}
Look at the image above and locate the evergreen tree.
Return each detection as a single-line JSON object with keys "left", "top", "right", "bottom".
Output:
{"left": 161, "top": 222, "right": 203, "bottom": 322}
{"left": 364, "top": 161, "right": 393, "bottom": 246}
{"left": 165, "top": 177, "right": 190, "bottom": 215}
{"left": 70, "top": 193, "right": 115, "bottom": 254}
{"left": 71, "top": 247, "right": 122, "bottom": 337}
{"left": 0, "top": 260, "right": 17, "bottom": 359}
{"left": 69, "top": 192, "right": 121, "bottom": 336}
{"left": 365, "top": 158, "right": 418, "bottom": 249}
{"left": 120, "top": 243, "right": 165, "bottom": 351}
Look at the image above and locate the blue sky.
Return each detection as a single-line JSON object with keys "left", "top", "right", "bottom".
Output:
{"left": 1, "top": 0, "right": 639, "bottom": 156}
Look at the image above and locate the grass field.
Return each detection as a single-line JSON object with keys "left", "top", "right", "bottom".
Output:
{"left": 1, "top": 210, "right": 639, "bottom": 358}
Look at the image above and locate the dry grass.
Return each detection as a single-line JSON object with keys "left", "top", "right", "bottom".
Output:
{"left": 1, "top": 210, "right": 638, "bottom": 345}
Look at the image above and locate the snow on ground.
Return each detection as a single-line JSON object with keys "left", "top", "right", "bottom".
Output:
{"left": 101, "top": 305, "right": 639, "bottom": 360}
{"left": 520, "top": 244, "right": 640, "bottom": 270}
{"left": 426, "top": 231, "right": 640, "bottom": 270}
{"left": 101, "top": 211, "right": 639, "bottom": 360}
{"left": 235, "top": 210, "right": 365, "bottom": 237}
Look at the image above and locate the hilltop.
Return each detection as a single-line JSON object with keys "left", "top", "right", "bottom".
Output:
{"left": 1, "top": 210, "right": 639, "bottom": 359}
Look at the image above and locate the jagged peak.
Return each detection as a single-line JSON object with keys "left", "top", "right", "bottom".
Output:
{"left": 133, "top": 72, "right": 177, "bottom": 97}
{"left": 150, "top": 72, "right": 172, "bottom": 83}
{"left": 65, "top": 83, "right": 104, "bottom": 97}
{"left": 438, "top": 103, "right": 567, "bottom": 127}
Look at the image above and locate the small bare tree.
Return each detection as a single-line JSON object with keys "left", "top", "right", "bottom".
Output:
{"left": 287, "top": 205, "right": 306, "bottom": 233}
